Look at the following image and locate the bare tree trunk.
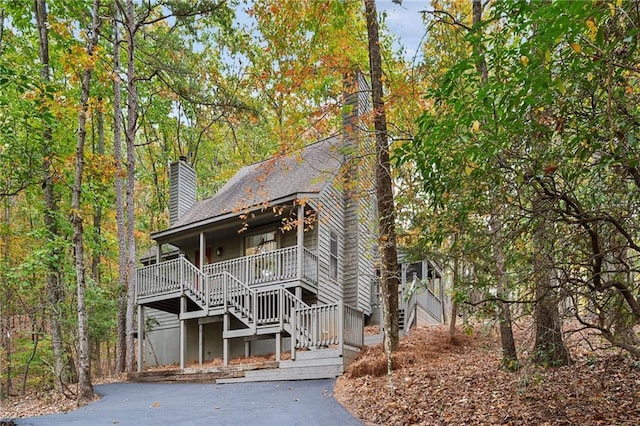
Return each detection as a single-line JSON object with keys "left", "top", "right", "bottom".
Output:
{"left": 533, "top": 200, "right": 570, "bottom": 367}
{"left": 71, "top": 0, "right": 100, "bottom": 404}
{"left": 364, "top": 0, "right": 400, "bottom": 358}
{"left": 124, "top": 0, "right": 139, "bottom": 372}
{"left": 449, "top": 242, "right": 459, "bottom": 340}
{"left": 489, "top": 212, "right": 518, "bottom": 370}
{"left": 34, "top": 0, "right": 67, "bottom": 392}
{"left": 112, "top": 5, "right": 128, "bottom": 374}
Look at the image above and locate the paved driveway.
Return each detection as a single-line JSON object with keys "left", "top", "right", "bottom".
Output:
{"left": 13, "top": 379, "right": 361, "bottom": 425}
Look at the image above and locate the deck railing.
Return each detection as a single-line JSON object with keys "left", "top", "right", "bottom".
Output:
{"left": 136, "top": 258, "right": 182, "bottom": 298}
{"left": 203, "top": 247, "right": 318, "bottom": 288}
{"left": 292, "top": 302, "right": 363, "bottom": 352}
{"left": 343, "top": 303, "right": 365, "bottom": 349}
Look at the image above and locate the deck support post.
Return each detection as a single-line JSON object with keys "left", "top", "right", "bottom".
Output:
{"left": 244, "top": 340, "right": 250, "bottom": 357}
{"left": 297, "top": 203, "right": 304, "bottom": 285}
{"left": 275, "top": 332, "right": 281, "bottom": 362}
{"left": 137, "top": 304, "right": 144, "bottom": 372}
{"left": 180, "top": 297, "right": 186, "bottom": 369}
{"left": 198, "top": 323, "right": 203, "bottom": 366}
{"left": 291, "top": 311, "right": 296, "bottom": 361}
{"left": 223, "top": 313, "right": 229, "bottom": 366}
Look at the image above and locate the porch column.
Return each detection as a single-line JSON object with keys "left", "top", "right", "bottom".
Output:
{"left": 296, "top": 203, "right": 304, "bottom": 298}
{"left": 156, "top": 243, "right": 162, "bottom": 264}
{"left": 137, "top": 304, "right": 144, "bottom": 372}
{"left": 199, "top": 232, "right": 206, "bottom": 269}
{"left": 180, "top": 297, "right": 186, "bottom": 369}
{"left": 223, "top": 313, "right": 229, "bottom": 366}
{"left": 275, "top": 332, "right": 281, "bottom": 362}
{"left": 198, "top": 323, "right": 203, "bottom": 366}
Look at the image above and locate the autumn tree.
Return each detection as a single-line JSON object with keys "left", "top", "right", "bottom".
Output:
{"left": 364, "top": 0, "right": 400, "bottom": 356}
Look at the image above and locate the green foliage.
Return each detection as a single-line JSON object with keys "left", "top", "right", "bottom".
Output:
{"left": 400, "top": 0, "right": 640, "bottom": 357}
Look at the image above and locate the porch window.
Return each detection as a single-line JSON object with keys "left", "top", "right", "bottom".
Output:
{"left": 245, "top": 231, "right": 278, "bottom": 281}
{"left": 245, "top": 231, "right": 277, "bottom": 256}
{"left": 329, "top": 231, "right": 338, "bottom": 281}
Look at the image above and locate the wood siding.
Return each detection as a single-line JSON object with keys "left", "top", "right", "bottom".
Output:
{"left": 169, "top": 160, "right": 197, "bottom": 226}
{"left": 316, "top": 185, "right": 344, "bottom": 304}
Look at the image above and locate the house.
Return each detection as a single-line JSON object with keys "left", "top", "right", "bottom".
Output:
{"left": 134, "top": 73, "right": 446, "bottom": 382}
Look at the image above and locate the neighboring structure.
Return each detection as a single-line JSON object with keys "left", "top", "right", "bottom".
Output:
{"left": 134, "top": 73, "right": 445, "bottom": 381}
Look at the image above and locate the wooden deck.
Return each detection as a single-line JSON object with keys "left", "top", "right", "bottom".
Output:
{"left": 135, "top": 255, "right": 365, "bottom": 375}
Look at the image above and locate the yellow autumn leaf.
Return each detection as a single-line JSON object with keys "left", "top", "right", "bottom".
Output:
{"left": 570, "top": 42, "right": 582, "bottom": 53}
{"left": 465, "top": 165, "right": 474, "bottom": 176}
{"left": 471, "top": 120, "right": 480, "bottom": 133}
{"left": 586, "top": 19, "right": 598, "bottom": 41}
{"left": 520, "top": 55, "right": 529, "bottom": 66}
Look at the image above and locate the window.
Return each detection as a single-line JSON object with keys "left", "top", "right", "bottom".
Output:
{"left": 245, "top": 231, "right": 278, "bottom": 281}
{"left": 329, "top": 231, "right": 338, "bottom": 281}
{"left": 244, "top": 231, "right": 277, "bottom": 256}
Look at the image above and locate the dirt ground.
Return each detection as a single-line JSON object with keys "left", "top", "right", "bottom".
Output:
{"left": 334, "top": 321, "right": 640, "bottom": 425}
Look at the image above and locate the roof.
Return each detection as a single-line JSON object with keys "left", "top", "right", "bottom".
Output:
{"left": 168, "top": 136, "right": 345, "bottom": 231}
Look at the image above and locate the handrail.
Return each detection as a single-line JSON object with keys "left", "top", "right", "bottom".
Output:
{"left": 181, "top": 257, "right": 208, "bottom": 309}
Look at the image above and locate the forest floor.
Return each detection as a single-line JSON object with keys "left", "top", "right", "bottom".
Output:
{"left": 2, "top": 320, "right": 639, "bottom": 424}
{"left": 334, "top": 320, "right": 640, "bottom": 425}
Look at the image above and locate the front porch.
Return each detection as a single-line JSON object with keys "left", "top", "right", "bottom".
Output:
{"left": 135, "top": 253, "right": 364, "bottom": 377}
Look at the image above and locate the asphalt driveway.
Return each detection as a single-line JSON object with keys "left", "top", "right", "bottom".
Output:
{"left": 12, "top": 379, "right": 362, "bottom": 425}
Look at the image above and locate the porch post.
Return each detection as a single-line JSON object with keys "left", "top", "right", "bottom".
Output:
{"left": 199, "top": 232, "right": 206, "bottom": 269}
{"left": 296, "top": 204, "right": 304, "bottom": 300}
{"left": 223, "top": 313, "right": 229, "bottom": 366}
{"left": 275, "top": 332, "right": 281, "bottom": 362}
{"left": 180, "top": 297, "right": 186, "bottom": 369}
{"left": 156, "top": 243, "right": 162, "bottom": 264}
{"left": 137, "top": 304, "right": 144, "bottom": 372}
{"left": 198, "top": 323, "right": 203, "bottom": 366}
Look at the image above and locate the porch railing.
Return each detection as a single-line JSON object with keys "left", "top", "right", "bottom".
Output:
{"left": 291, "top": 302, "right": 364, "bottom": 352}
{"left": 136, "top": 258, "right": 182, "bottom": 298}
{"left": 203, "top": 246, "right": 318, "bottom": 288}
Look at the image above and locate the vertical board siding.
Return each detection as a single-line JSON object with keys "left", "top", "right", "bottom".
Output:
{"left": 169, "top": 160, "right": 197, "bottom": 226}
{"left": 316, "top": 185, "right": 344, "bottom": 304}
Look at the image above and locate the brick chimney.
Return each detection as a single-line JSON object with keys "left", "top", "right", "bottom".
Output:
{"left": 169, "top": 156, "right": 196, "bottom": 226}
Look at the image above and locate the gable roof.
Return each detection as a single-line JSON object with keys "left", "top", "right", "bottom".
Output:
{"left": 165, "top": 136, "right": 345, "bottom": 233}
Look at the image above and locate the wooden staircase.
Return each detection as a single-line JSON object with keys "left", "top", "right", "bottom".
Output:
{"left": 136, "top": 256, "right": 365, "bottom": 379}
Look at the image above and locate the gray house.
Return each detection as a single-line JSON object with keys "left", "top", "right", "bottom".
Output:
{"left": 134, "top": 74, "right": 445, "bottom": 381}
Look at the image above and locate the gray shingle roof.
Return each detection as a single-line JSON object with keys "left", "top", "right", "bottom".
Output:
{"left": 170, "top": 136, "right": 345, "bottom": 229}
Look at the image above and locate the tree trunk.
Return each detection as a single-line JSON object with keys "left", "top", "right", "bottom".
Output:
{"left": 124, "top": 0, "right": 138, "bottom": 372}
{"left": 1, "top": 197, "right": 12, "bottom": 398}
{"left": 364, "top": 0, "right": 400, "bottom": 356}
{"left": 533, "top": 200, "right": 570, "bottom": 367}
{"left": 449, "top": 243, "right": 459, "bottom": 340}
{"left": 91, "top": 97, "right": 104, "bottom": 284}
{"left": 71, "top": 0, "right": 100, "bottom": 404}
{"left": 34, "top": 0, "right": 67, "bottom": 392}
{"left": 489, "top": 212, "right": 518, "bottom": 370}
{"left": 112, "top": 5, "right": 128, "bottom": 375}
